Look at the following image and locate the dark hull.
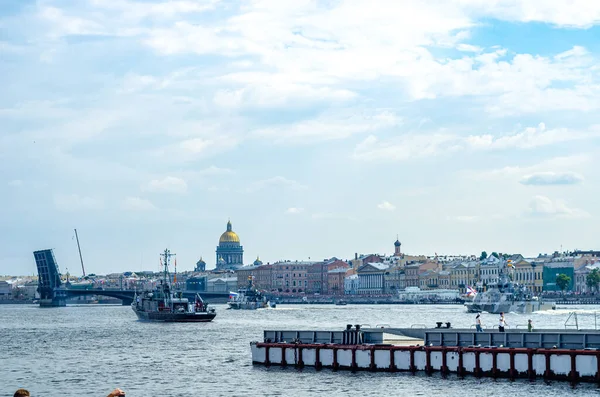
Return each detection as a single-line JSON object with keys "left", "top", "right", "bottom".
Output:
{"left": 132, "top": 306, "right": 216, "bottom": 322}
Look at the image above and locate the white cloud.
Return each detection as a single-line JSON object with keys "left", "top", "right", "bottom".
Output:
{"left": 213, "top": 82, "right": 357, "bottom": 109}
{"left": 528, "top": 195, "right": 589, "bottom": 219}
{"left": 121, "top": 196, "right": 157, "bottom": 211}
{"left": 255, "top": 110, "right": 400, "bottom": 145}
{"left": 286, "top": 207, "right": 304, "bottom": 214}
{"left": 520, "top": 172, "right": 584, "bottom": 186}
{"left": 53, "top": 194, "right": 104, "bottom": 211}
{"left": 465, "top": 154, "right": 592, "bottom": 182}
{"left": 463, "top": 1, "right": 600, "bottom": 28}
{"left": 119, "top": 73, "right": 158, "bottom": 93}
{"left": 8, "top": 180, "right": 23, "bottom": 187}
{"left": 466, "top": 123, "right": 600, "bottom": 150}
{"left": 353, "top": 133, "right": 459, "bottom": 162}
{"left": 196, "top": 166, "right": 234, "bottom": 176}
{"left": 153, "top": 136, "right": 240, "bottom": 162}
{"left": 354, "top": 124, "right": 600, "bottom": 162}
{"left": 144, "top": 176, "right": 188, "bottom": 193}
{"left": 248, "top": 176, "right": 307, "bottom": 192}
{"left": 445, "top": 215, "right": 481, "bottom": 222}
{"left": 377, "top": 201, "right": 396, "bottom": 211}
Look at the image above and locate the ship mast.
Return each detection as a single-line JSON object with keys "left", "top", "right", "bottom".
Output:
{"left": 160, "top": 248, "right": 176, "bottom": 286}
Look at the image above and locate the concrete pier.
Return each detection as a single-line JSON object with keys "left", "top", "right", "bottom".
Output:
{"left": 252, "top": 326, "right": 600, "bottom": 383}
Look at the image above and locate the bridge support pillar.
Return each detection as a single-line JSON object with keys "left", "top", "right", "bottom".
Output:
{"left": 39, "top": 297, "right": 67, "bottom": 307}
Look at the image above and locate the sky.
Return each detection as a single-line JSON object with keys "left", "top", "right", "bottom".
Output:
{"left": 1, "top": 0, "right": 600, "bottom": 276}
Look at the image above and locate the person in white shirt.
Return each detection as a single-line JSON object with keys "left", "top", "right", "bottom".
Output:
{"left": 498, "top": 312, "right": 507, "bottom": 332}
{"left": 475, "top": 314, "right": 483, "bottom": 332}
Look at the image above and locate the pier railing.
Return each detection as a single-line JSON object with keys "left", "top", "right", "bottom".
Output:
{"left": 264, "top": 327, "right": 600, "bottom": 350}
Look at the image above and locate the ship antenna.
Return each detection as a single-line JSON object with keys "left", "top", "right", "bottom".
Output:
{"left": 160, "top": 248, "right": 176, "bottom": 286}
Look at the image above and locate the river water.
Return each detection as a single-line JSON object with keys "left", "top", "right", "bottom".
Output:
{"left": 2, "top": 303, "right": 600, "bottom": 396}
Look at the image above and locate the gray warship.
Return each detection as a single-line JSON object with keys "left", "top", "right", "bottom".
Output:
{"left": 227, "top": 276, "right": 273, "bottom": 310}
{"left": 132, "top": 249, "right": 216, "bottom": 322}
{"left": 465, "top": 270, "right": 555, "bottom": 314}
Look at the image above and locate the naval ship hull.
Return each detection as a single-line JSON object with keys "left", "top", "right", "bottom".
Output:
{"left": 465, "top": 301, "right": 555, "bottom": 314}
{"left": 132, "top": 306, "right": 216, "bottom": 322}
{"left": 227, "top": 301, "right": 267, "bottom": 310}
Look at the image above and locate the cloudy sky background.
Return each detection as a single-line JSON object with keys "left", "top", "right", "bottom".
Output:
{"left": 2, "top": 0, "right": 600, "bottom": 275}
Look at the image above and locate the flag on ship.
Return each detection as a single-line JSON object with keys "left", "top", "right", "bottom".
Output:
{"left": 229, "top": 291, "right": 238, "bottom": 299}
{"left": 466, "top": 286, "right": 477, "bottom": 297}
{"left": 174, "top": 258, "right": 177, "bottom": 283}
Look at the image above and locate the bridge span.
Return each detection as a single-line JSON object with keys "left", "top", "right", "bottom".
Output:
{"left": 63, "top": 288, "right": 229, "bottom": 305}
{"left": 34, "top": 249, "right": 229, "bottom": 307}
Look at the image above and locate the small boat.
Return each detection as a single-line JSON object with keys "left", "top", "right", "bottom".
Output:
{"left": 335, "top": 300, "right": 347, "bottom": 306}
{"left": 228, "top": 277, "right": 269, "bottom": 310}
{"left": 132, "top": 249, "right": 216, "bottom": 322}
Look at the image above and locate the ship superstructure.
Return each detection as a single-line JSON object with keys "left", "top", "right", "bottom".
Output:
{"left": 132, "top": 249, "right": 216, "bottom": 322}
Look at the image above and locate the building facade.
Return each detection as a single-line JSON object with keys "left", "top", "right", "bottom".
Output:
{"left": 542, "top": 260, "right": 575, "bottom": 292}
{"left": 271, "top": 261, "right": 314, "bottom": 292}
{"left": 327, "top": 268, "right": 347, "bottom": 295}
{"left": 215, "top": 220, "right": 244, "bottom": 270}
{"left": 344, "top": 273, "right": 359, "bottom": 295}
{"left": 357, "top": 263, "right": 389, "bottom": 294}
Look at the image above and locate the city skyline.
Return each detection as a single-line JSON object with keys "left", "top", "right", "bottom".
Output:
{"left": 2, "top": 1, "right": 600, "bottom": 275}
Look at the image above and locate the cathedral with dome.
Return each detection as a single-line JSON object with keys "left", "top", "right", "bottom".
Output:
{"left": 215, "top": 220, "right": 244, "bottom": 270}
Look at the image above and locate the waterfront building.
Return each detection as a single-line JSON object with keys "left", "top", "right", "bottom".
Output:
{"left": 0, "top": 280, "right": 11, "bottom": 300}
{"left": 437, "top": 270, "right": 451, "bottom": 289}
{"left": 357, "top": 262, "right": 389, "bottom": 294}
{"left": 344, "top": 272, "right": 359, "bottom": 295}
{"left": 307, "top": 259, "right": 349, "bottom": 294}
{"left": 215, "top": 220, "right": 244, "bottom": 270}
{"left": 419, "top": 269, "right": 440, "bottom": 290}
{"left": 384, "top": 265, "right": 404, "bottom": 292}
{"left": 206, "top": 276, "right": 237, "bottom": 293}
{"left": 574, "top": 261, "right": 600, "bottom": 293}
{"left": 235, "top": 263, "right": 273, "bottom": 290}
{"left": 236, "top": 265, "right": 256, "bottom": 288}
{"left": 271, "top": 260, "right": 314, "bottom": 293}
{"left": 449, "top": 260, "right": 479, "bottom": 292}
{"left": 404, "top": 263, "right": 420, "bottom": 287}
{"left": 542, "top": 259, "right": 575, "bottom": 292}
{"left": 479, "top": 256, "right": 503, "bottom": 290}
{"left": 512, "top": 259, "right": 543, "bottom": 293}
{"left": 254, "top": 264, "right": 273, "bottom": 290}
{"left": 327, "top": 268, "right": 347, "bottom": 295}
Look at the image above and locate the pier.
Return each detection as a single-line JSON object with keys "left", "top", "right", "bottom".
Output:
{"left": 252, "top": 326, "right": 600, "bottom": 383}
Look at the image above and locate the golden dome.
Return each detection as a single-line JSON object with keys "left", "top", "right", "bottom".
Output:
{"left": 219, "top": 231, "right": 240, "bottom": 243}
{"left": 219, "top": 220, "right": 240, "bottom": 243}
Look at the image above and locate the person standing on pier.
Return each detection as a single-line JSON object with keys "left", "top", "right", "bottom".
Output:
{"left": 528, "top": 319, "right": 533, "bottom": 332}
{"left": 498, "top": 312, "right": 507, "bottom": 332}
{"left": 475, "top": 314, "right": 483, "bottom": 332}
